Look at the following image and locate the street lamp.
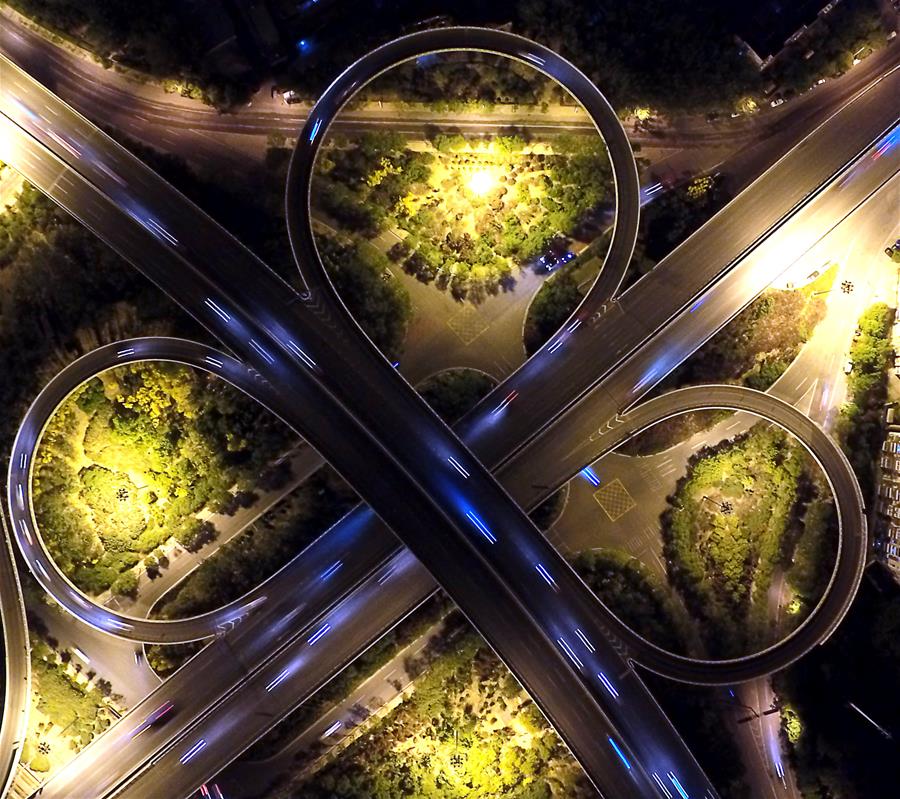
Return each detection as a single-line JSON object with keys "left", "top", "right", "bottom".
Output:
{"left": 467, "top": 169, "right": 498, "bottom": 197}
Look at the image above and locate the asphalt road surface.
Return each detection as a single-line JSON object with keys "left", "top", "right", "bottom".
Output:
{"left": 0, "top": 31, "right": 713, "bottom": 799}
{"left": 504, "top": 384, "right": 866, "bottom": 683}
{"left": 1, "top": 30, "right": 896, "bottom": 799}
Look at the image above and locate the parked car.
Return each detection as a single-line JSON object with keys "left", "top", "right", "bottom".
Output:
{"left": 539, "top": 250, "right": 576, "bottom": 273}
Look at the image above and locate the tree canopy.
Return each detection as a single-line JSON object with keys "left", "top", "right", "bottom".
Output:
{"left": 34, "top": 363, "right": 292, "bottom": 594}
{"left": 661, "top": 424, "right": 821, "bottom": 657}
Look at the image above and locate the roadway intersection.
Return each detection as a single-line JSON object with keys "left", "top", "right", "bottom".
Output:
{"left": 0, "top": 25, "right": 889, "bottom": 799}
{"left": 1, "top": 30, "right": 708, "bottom": 799}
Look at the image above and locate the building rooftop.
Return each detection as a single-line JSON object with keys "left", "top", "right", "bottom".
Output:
{"left": 877, "top": 431, "right": 900, "bottom": 581}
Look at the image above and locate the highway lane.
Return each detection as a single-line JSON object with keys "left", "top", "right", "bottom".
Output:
{"left": 0, "top": 512, "right": 29, "bottom": 799}
{"left": 0, "top": 8, "right": 750, "bottom": 142}
{"left": 2, "top": 5, "right": 897, "bottom": 158}
{"left": 0, "top": 113, "right": 631, "bottom": 797}
{"left": 47, "top": 378, "right": 864, "bottom": 799}
{"left": 106, "top": 550, "right": 439, "bottom": 799}
{"left": 127, "top": 121, "right": 896, "bottom": 796}
{"left": 1, "top": 337, "right": 683, "bottom": 799}
{"left": 290, "top": 28, "right": 896, "bottom": 686}
{"left": 1, "top": 115, "right": 646, "bottom": 796}
{"left": 30, "top": 548, "right": 433, "bottom": 799}
{"left": 9, "top": 95, "right": 884, "bottom": 656}
{"left": 465, "top": 67, "right": 900, "bottom": 474}
{"left": 3, "top": 10, "right": 884, "bottom": 500}
{"left": 553, "top": 181, "right": 900, "bottom": 793}
{"left": 0, "top": 8, "right": 749, "bottom": 190}
{"left": 275, "top": 29, "right": 728, "bottom": 799}
{"left": 58, "top": 152, "right": 872, "bottom": 799}
{"left": 1, "top": 41, "right": 710, "bottom": 799}
{"left": 492, "top": 136, "right": 898, "bottom": 684}
{"left": 3, "top": 29, "right": 896, "bottom": 799}
{"left": 21, "top": 369, "right": 835, "bottom": 798}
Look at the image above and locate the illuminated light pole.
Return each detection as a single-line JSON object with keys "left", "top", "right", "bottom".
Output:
{"left": 466, "top": 168, "right": 499, "bottom": 197}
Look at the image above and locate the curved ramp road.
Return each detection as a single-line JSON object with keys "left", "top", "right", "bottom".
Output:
{"left": 502, "top": 384, "right": 868, "bottom": 683}
{"left": 0, "top": 26, "right": 893, "bottom": 799}
{"left": 9, "top": 348, "right": 866, "bottom": 799}
{"left": 1, "top": 29, "right": 709, "bottom": 799}
{"left": 105, "top": 386, "right": 864, "bottom": 799}
{"left": 287, "top": 25, "right": 641, "bottom": 315}
{"left": 0, "top": 513, "right": 29, "bottom": 799}
{"left": 7, "top": 337, "right": 356, "bottom": 644}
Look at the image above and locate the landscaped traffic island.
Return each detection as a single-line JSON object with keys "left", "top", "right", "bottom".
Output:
{"left": 661, "top": 423, "right": 833, "bottom": 657}
{"left": 33, "top": 362, "right": 291, "bottom": 595}
{"left": 315, "top": 131, "right": 611, "bottom": 302}
{"left": 276, "top": 620, "right": 595, "bottom": 799}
